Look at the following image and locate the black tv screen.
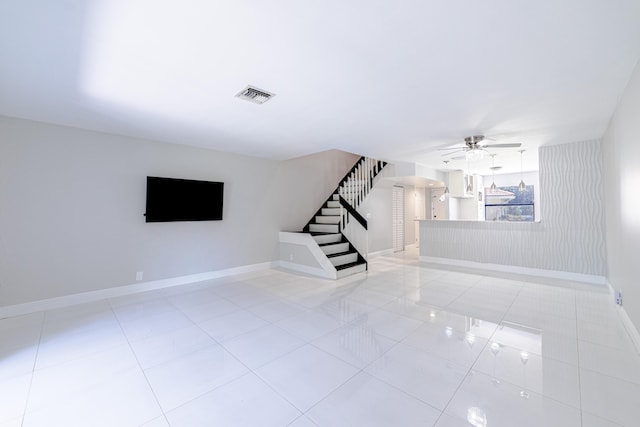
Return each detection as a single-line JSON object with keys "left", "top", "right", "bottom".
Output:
{"left": 145, "top": 176, "right": 224, "bottom": 222}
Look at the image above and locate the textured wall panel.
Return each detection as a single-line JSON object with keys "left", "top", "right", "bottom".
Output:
{"left": 421, "top": 139, "right": 607, "bottom": 276}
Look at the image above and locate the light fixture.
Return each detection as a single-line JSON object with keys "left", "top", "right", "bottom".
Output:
{"left": 465, "top": 148, "right": 485, "bottom": 162}
{"left": 518, "top": 150, "right": 526, "bottom": 191}
{"left": 466, "top": 159, "right": 473, "bottom": 194}
{"left": 443, "top": 161, "right": 450, "bottom": 197}
{"left": 489, "top": 154, "right": 497, "bottom": 192}
{"left": 464, "top": 136, "right": 486, "bottom": 162}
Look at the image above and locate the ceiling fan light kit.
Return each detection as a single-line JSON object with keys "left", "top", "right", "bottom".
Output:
{"left": 465, "top": 148, "right": 485, "bottom": 162}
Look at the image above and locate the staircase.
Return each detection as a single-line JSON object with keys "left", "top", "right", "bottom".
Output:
{"left": 307, "top": 194, "right": 365, "bottom": 278}
{"left": 303, "top": 157, "right": 387, "bottom": 279}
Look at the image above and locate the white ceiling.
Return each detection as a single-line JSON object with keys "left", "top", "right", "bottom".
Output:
{"left": 1, "top": 1, "right": 639, "bottom": 176}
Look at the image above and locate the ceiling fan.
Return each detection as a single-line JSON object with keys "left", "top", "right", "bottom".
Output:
{"left": 439, "top": 135, "right": 521, "bottom": 161}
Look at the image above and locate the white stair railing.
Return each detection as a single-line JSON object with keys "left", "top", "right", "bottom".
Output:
{"left": 338, "top": 157, "right": 382, "bottom": 210}
{"left": 337, "top": 157, "right": 386, "bottom": 261}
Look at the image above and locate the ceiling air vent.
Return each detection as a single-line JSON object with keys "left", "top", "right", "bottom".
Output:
{"left": 235, "top": 85, "right": 275, "bottom": 104}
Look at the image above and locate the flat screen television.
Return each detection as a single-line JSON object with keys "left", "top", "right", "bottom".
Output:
{"left": 145, "top": 176, "right": 224, "bottom": 222}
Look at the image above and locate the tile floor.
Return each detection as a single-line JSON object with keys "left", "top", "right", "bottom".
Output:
{"left": 2, "top": 249, "right": 640, "bottom": 426}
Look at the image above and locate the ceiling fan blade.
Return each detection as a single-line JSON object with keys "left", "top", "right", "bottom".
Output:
{"left": 437, "top": 146, "right": 466, "bottom": 151}
{"left": 483, "top": 143, "right": 522, "bottom": 148}
{"left": 441, "top": 149, "right": 465, "bottom": 157}
{"left": 450, "top": 155, "right": 466, "bottom": 160}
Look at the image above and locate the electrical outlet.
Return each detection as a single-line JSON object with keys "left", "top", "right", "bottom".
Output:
{"left": 136, "top": 271, "right": 143, "bottom": 281}
{"left": 615, "top": 290, "right": 623, "bottom": 306}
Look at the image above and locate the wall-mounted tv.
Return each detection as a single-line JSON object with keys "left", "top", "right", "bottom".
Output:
{"left": 145, "top": 176, "right": 224, "bottom": 222}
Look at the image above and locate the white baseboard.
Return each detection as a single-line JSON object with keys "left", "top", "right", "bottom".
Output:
{"left": 278, "top": 261, "right": 336, "bottom": 279}
{"left": 420, "top": 256, "right": 607, "bottom": 285}
{"left": 367, "top": 245, "right": 418, "bottom": 259}
{"left": 0, "top": 262, "right": 275, "bottom": 319}
{"left": 607, "top": 281, "right": 640, "bottom": 355}
{"left": 367, "top": 248, "right": 394, "bottom": 258}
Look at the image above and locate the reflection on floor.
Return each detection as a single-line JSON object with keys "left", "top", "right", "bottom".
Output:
{"left": 1, "top": 248, "right": 639, "bottom": 426}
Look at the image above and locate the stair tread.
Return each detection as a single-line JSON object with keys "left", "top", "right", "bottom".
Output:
{"left": 318, "top": 241, "right": 346, "bottom": 247}
{"left": 335, "top": 261, "right": 367, "bottom": 271}
{"left": 327, "top": 251, "right": 357, "bottom": 258}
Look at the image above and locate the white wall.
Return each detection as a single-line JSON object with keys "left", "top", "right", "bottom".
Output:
{"left": 404, "top": 185, "right": 416, "bottom": 246}
{"left": 279, "top": 243, "right": 322, "bottom": 268}
{"left": 357, "top": 185, "right": 392, "bottom": 253}
{"left": 457, "top": 175, "right": 484, "bottom": 220}
{"left": 448, "top": 196, "right": 459, "bottom": 220}
{"left": 0, "top": 117, "right": 358, "bottom": 307}
{"left": 276, "top": 150, "right": 360, "bottom": 231}
{"left": 602, "top": 59, "right": 640, "bottom": 333}
{"left": 420, "top": 140, "right": 607, "bottom": 277}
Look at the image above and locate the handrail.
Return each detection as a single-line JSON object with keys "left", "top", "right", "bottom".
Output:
{"left": 337, "top": 157, "right": 387, "bottom": 189}
{"left": 339, "top": 196, "right": 367, "bottom": 230}
{"left": 337, "top": 156, "right": 365, "bottom": 188}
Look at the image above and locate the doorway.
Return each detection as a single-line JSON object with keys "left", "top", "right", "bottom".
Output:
{"left": 392, "top": 186, "right": 405, "bottom": 252}
{"left": 414, "top": 187, "right": 426, "bottom": 247}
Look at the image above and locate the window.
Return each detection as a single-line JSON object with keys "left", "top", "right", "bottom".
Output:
{"left": 485, "top": 185, "right": 534, "bottom": 222}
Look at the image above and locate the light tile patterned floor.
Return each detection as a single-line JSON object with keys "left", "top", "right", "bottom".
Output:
{"left": 1, "top": 249, "right": 639, "bottom": 426}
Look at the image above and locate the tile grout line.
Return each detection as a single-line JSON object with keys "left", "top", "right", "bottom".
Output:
{"left": 285, "top": 255, "right": 432, "bottom": 422}
{"left": 146, "top": 283, "right": 303, "bottom": 422}
{"left": 108, "top": 300, "right": 173, "bottom": 427}
{"left": 300, "top": 313, "right": 428, "bottom": 422}
{"left": 573, "top": 290, "right": 637, "bottom": 426}
{"left": 19, "top": 312, "right": 47, "bottom": 427}
{"left": 432, "top": 278, "right": 526, "bottom": 426}
{"left": 177, "top": 281, "right": 323, "bottom": 422}
{"left": 573, "top": 286, "right": 585, "bottom": 427}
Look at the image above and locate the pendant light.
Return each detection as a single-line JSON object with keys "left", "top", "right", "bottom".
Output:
{"left": 489, "top": 154, "right": 497, "bottom": 192}
{"left": 518, "top": 150, "right": 526, "bottom": 191}
{"left": 466, "top": 159, "right": 473, "bottom": 194}
{"left": 443, "top": 160, "right": 450, "bottom": 197}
